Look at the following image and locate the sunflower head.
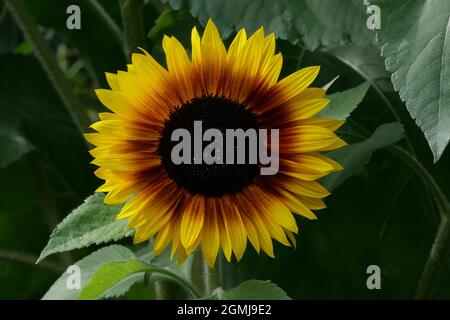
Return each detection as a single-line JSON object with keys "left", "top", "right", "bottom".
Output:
{"left": 85, "top": 19, "right": 346, "bottom": 267}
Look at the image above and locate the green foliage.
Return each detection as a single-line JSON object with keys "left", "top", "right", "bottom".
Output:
{"left": 322, "top": 122, "right": 404, "bottom": 191}
{"left": 163, "top": 0, "right": 373, "bottom": 50}
{"left": 0, "top": 110, "right": 35, "bottom": 169}
{"left": 22, "top": 0, "right": 126, "bottom": 84}
{"left": 212, "top": 280, "right": 291, "bottom": 300}
{"left": 42, "top": 245, "right": 136, "bottom": 300}
{"left": 373, "top": 0, "right": 450, "bottom": 162}
{"left": 77, "top": 257, "right": 199, "bottom": 299}
{"left": 2, "top": 0, "right": 450, "bottom": 300}
{"left": 319, "top": 82, "right": 370, "bottom": 120}
{"left": 77, "top": 259, "right": 149, "bottom": 299}
{"left": 37, "top": 193, "right": 133, "bottom": 263}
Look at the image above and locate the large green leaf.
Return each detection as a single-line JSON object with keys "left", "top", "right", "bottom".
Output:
{"left": 42, "top": 245, "right": 135, "bottom": 300}
{"left": 164, "top": 0, "right": 373, "bottom": 50}
{"left": 322, "top": 122, "right": 404, "bottom": 190}
{"left": 77, "top": 259, "right": 148, "bottom": 300}
{"left": 372, "top": 0, "right": 450, "bottom": 161}
{"left": 214, "top": 280, "right": 291, "bottom": 300}
{"left": 319, "top": 82, "right": 370, "bottom": 120}
{"left": 37, "top": 193, "right": 133, "bottom": 263}
{"left": 77, "top": 258, "right": 199, "bottom": 300}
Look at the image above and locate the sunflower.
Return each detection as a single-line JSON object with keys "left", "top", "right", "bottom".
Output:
{"left": 85, "top": 19, "right": 346, "bottom": 267}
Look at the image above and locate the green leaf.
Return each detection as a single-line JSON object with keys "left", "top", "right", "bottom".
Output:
{"left": 78, "top": 258, "right": 200, "bottom": 300}
{"left": 42, "top": 245, "right": 135, "bottom": 300}
{"left": 322, "top": 45, "right": 393, "bottom": 93}
{"left": 87, "top": 245, "right": 195, "bottom": 299}
{"left": 219, "top": 280, "right": 290, "bottom": 300}
{"left": 37, "top": 193, "right": 133, "bottom": 263}
{"left": 0, "top": 110, "right": 35, "bottom": 169}
{"left": 148, "top": 7, "right": 198, "bottom": 47}
{"left": 77, "top": 259, "right": 148, "bottom": 300}
{"left": 164, "top": 0, "right": 373, "bottom": 50}
{"left": 372, "top": 0, "right": 450, "bottom": 161}
{"left": 322, "top": 122, "right": 404, "bottom": 190}
{"left": 319, "top": 82, "right": 370, "bottom": 120}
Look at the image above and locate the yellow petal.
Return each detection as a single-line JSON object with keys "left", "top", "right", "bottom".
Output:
{"left": 226, "top": 202, "right": 247, "bottom": 261}
{"left": 162, "top": 35, "right": 194, "bottom": 102}
{"left": 201, "top": 205, "right": 220, "bottom": 268}
{"left": 154, "top": 222, "right": 174, "bottom": 255}
{"left": 180, "top": 195, "right": 205, "bottom": 248}
{"left": 280, "top": 125, "right": 347, "bottom": 153}
{"left": 216, "top": 200, "right": 232, "bottom": 261}
{"left": 105, "top": 72, "right": 120, "bottom": 91}
{"left": 95, "top": 89, "right": 133, "bottom": 115}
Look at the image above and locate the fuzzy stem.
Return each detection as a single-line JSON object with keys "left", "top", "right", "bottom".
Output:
{"left": 387, "top": 146, "right": 450, "bottom": 299}
{"left": 27, "top": 155, "right": 73, "bottom": 267}
{"left": 388, "top": 146, "right": 448, "bottom": 214}
{"left": 5, "top": 0, "right": 90, "bottom": 133}
{"left": 86, "top": 0, "right": 124, "bottom": 48}
{"left": 119, "top": 0, "right": 146, "bottom": 56}
{"left": 153, "top": 281, "right": 175, "bottom": 300}
{"left": 0, "top": 248, "right": 64, "bottom": 274}
{"left": 415, "top": 216, "right": 450, "bottom": 299}
{"left": 202, "top": 258, "right": 219, "bottom": 296}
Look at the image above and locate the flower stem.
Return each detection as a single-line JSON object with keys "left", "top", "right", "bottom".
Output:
{"left": 119, "top": 0, "right": 146, "bottom": 56}
{"left": 387, "top": 146, "right": 448, "bottom": 214}
{"left": 415, "top": 215, "right": 450, "bottom": 299}
{"left": 202, "top": 257, "right": 219, "bottom": 296}
{"left": 0, "top": 248, "right": 64, "bottom": 274}
{"left": 150, "top": 268, "right": 202, "bottom": 299}
{"left": 387, "top": 145, "right": 450, "bottom": 299}
{"left": 153, "top": 281, "right": 175, "bottom": 300}
{"left": 5, "top": 0, "right": 90, "bottom": 134}
{"left": 86, "top": 0, "right": 124, "bottom": 51}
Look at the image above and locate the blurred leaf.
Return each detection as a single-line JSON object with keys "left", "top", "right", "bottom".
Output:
{"left": 0, "top": 110, "right": 35, "bottom": 169}
{"left": 164, "top": 0, "right": 373, "bottom": 50}
{"left": 322, "top": 122, "right": 404, "bottom": 190}
{"left": 147, "top": 6, "right": 199, "bottom": 64}
{"left": 0, "top": 53, "right": 96, "bottom": 299}
{"left": 319, "top": 81, "right": 370, "bottom": 120}
{"left": 0, "top": 158, "right": 55, "bottom": 299}
{"left": 237, "top": 151, "right": 442, "bottom": 298}
{"left": 23, "top": 0, "right": 126, "bottom": 84}
{"left": 148, "top": 7, "right": 198, "bottom": 46}
{"left": 372, "top": 0, "right": 450, "bottom": 162}
{"left": 0, "top": 54, "right": 97, "bottom": 197}
{"left": 216, "top": 280, "right": 291, "bottom": 300}
{"left": 37, "top": 193, "right": 133, "bottom": 263}
{"left": 42, "top": 245, "right": 135, "bottom": 300}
